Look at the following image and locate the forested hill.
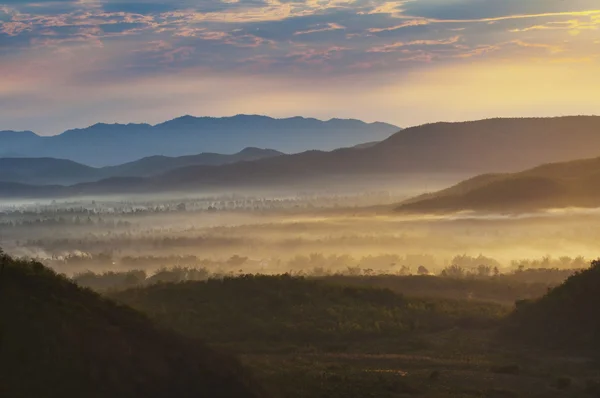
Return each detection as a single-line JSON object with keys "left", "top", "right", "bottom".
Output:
{"left": 504, "top": 259, "right": 600, "bottom": 354}
{"left": 397, "top": 156, "right": 600, "bottom": 213}
{"left": 0, "top": 251, "right": 267, "bottom": 398}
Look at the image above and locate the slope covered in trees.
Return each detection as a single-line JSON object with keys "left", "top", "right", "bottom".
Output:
{"left": 111, "top": 275, "right": 507, "bottom": 349}
{"left": 397, "top": 156, "right": 600, "bottom": 213}
{"left": 504, "top": 259, "right": 600, "bottom": 355}
{"left": 0, "top": 251, "right": 266, "bottom": 398}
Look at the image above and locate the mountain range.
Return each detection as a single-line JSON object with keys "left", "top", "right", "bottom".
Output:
{"left": 0, "top": 147, "right": 283, "bottom": 185}
{"left": 0, "top": 115, "right": 399, "bottom": 166}
{"left": 1, "top": 116, "right": 600, "bottom": 199}
{"left": 397, "top": 155, "right": 600, "bottom": 213}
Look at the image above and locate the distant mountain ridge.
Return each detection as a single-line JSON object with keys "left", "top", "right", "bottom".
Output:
{"left": 0, "top": 115, "right": 399, "bottom": 166}
{"left": 0, "top": 147, "right": 284, "bottom": 185}
{"left": 2, "top": 116, "right": 600, "bottom": 199}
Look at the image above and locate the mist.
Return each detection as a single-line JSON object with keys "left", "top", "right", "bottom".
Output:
{"left": 3, "top": 182, "right": 598, "bottom": 279}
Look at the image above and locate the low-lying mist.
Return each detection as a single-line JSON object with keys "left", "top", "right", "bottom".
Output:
{"left": 1, "top": 188, "right": 599, "bottom": 280}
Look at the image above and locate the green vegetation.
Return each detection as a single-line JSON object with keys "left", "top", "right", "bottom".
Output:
{"left": 75, "top": 263, "right": 576, "bottom": 306}
{"left": 321, "top": 274, "right": 558, "bottom": 306}
{"left": 110, "top": 276, "right": 514, "bottom": 397}
{"left": 505, "top": 259, "right": 600, "bottom": 354}
{"left": 111, "top": 275, "right": 508, "bottom": 350}
{"left": 108, "top": 266, "right": 600, "bottom": 398}
{"left": 0, "top": 251, "right": 266, "bottom": 398}
{"left": 5, "top": 248, "right": 600, "bottom": 398}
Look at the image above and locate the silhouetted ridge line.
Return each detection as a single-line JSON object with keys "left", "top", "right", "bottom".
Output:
{"left": 0, "top": 148, "right": 284, "bottom": 185}
{"left": 397, "top": 155, "right": 600, "bottom": 213}
{"left": 0, "top": 251, "right": 267, "bottom": 398}
{"left": 2, "top": 116, "right": 600, "bottom": 199}
{"left": 504, "top": 259, "right": 600, "bottom": 354}
{"left": 0, "top": 115, "right": 399, "bottom": 166}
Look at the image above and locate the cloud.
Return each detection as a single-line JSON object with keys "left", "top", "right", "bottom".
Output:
{"left": 509, "top": 16, "right": 600, "bottom": 35}
{"left": 0, "top": 20, "right": 31, "bottom": 35}
{"left": 367, "top": 19, "right": 429, "bottom": 33}
{"left": 0, "top": 0, "right": 598, "bottom": 133}
{"left": 399, "top": 0, "right": 600, "bottom": 22}
{"left": 432, "top": 9, "right": 600, "bottom": 24}
{"left": 294, "top": 22, "right": 344, "bottom": 35}
{"left": 510, "top": 39, "right": 564, "bottom": 54}
{"left": 367, "top": 35, "right": 461, "bottom": 53}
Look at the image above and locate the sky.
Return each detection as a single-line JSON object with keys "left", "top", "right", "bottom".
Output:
{"left": 1, "top": 0, "right": 599, "bottom": 134}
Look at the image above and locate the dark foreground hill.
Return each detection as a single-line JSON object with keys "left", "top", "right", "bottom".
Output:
{"left": 397, "top": 156, "right": 600, "bottom": 213}
{"left": 2, "top": 116, "right": 600, "bottom": 198}
{"left": 0, "top": 115, "right": 398, "bottom": 166}
{"left": 504, "top": 259, "right": 600, "bottom": 355}
{"left": 0, "top": 251, "right": 266, "bottom": 398}
{"left": 0, "top": 148, "right": 283, "bottom": 185}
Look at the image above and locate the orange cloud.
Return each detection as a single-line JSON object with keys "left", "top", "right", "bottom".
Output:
{"left": 367, "top": 19, "right": 429, "bottom": 33}
{"left": 295, "top": 23, "right": 345, "bottom": 35}
{"left": 368, "top": 36, "right": 461, "bottom": 53}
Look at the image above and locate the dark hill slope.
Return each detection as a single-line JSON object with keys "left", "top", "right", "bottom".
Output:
{"left": 377, "top": 116, "right": 600, "bottom": 172}
{"left": 154, "top": 116, "right": 600, "bottom": 188}
{"left": 0, "top": 148, "right": 283, "bottom": 185}
{"left": 0, "top": 252, "right": 266, "bottom": 398}
{"left": 396, "top": 156, "right": 600, "bottom": 213}
{"left": 0, "top": 158, "right": 97, "bottom": 185}
{"left": 103, "top": 147, "right": 284, "bottom": 178}
{"left": 504, "top": 259, "right": 600, "bottom": 355}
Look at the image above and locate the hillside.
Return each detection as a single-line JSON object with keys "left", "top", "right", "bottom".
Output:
{"left": 2, "top": 116, "right": 600, "bottom": 198}
{"left": 396, "top": 156, "right": 600, "bottom": 213}
{"left": 111, "top": 275, "right": 506, "bottom": 348}
{"left": 88, "top": 116, "right": 600, "bottom": 180}
{"left": 0, "top": 158, "right": 98, "bottom": 185}
{"left": 0, "top": 148, "right": 283, "bottom": 185}
{"left": 0, "top": 251, "right": 266, "bottom": 398}
{"left": 103, "top": 147, "right": 285, "bottom": 178}
{"left": 105, "top": 274, "right": 600, "bottom": 398}
{"left": 504, "top": 259, "right": 600, "bottom": 354}
{"left": 0, "top": 115, "right": 398, "bottom": 166}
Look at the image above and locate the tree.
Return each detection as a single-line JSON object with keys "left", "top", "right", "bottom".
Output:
{"left": 441, "top": 265, "right": 465, "bottom": 278}
{"left": 227, "top": 255, "right": 248, "bottom": 267}
{"left": 477, "top": 264, "right": 491, "bottom": 278}
{"left": 417, "top": 265, "right": 429, "bottom": 275}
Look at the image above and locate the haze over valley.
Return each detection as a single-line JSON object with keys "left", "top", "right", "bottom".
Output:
{"left": 3, "top": 0, "right": 600, "bottom": 396}
{"left": 4, "top": 113, "right": 600, "bottom": 398}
